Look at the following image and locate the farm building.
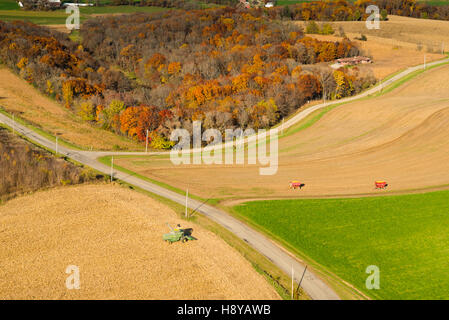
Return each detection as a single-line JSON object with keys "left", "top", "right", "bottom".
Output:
{"left": 18, "top": 0, "right": 93, "bottom": 8}
{"left": 238, "top": 0, "right": 274, "bottom": 9}
{"left": 18, "top": 0, "right": 62, "bottom": 9}
{"left": 332, "top": 56, "right": 373, "bottom": 69}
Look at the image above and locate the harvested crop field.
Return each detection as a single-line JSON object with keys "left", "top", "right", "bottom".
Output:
{"left": 112, "top": 64, "right": 449, "bottom": 201}
{"left": 328, "top": 15, "right": 449, "bottom": 53}
{"left": 0, "top": 66, "right": 143, "bottom": 151}
{"left": 0, "top": 184, "right": 279, "bottom": 299}
{"left": 296, "top": 15, "right": 448, "bottom": 79}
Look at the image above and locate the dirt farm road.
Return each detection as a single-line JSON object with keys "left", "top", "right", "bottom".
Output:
{"left": 1, "top": 58, "right": 447, "bottom": 300}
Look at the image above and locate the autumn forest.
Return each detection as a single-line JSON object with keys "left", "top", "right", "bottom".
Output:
{"left": 0, "top": 5, "right": 379, "bottom": 148}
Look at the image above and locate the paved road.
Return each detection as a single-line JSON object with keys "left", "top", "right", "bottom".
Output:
{"left": 1, "top": 58, "right": 447, "bottom": 300}
{"left": 278, "top": 59, "right": 448, "bottom": 137}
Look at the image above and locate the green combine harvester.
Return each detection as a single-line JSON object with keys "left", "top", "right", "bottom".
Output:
{"left": 163, "top": 223, "right": 196, "bottom": 244}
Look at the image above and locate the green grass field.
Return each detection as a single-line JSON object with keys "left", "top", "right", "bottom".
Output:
{"left": 78, "top": 4, "right": 168, "bottom": 15}
{"left": 233, "top": 190, "right": 449, "bottom": 299}
{"left": 0, "top": 0, "right": 169, "bottom": 25}
{"left": 0, "top": 0, "right": 19, "bottom": 10}
{"left": 0, "top": 9, "right": 79, "bottom": 24}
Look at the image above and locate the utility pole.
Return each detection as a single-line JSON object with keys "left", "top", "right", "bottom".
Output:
{"left": 297, "top": 266, "right": 308, "bottom": 298}
{"left": 185, "top": 188, "right": 189, "bottom": 218}
{"left": 111, "top": 156, "right": 114, "bottom": 182}
{"left": 145, "top": 129, "right": 149, "bottom": 153}
{"left": 291, "top": 265, "right": 294, "bottom": 300}
{"left": 292, "top": 266, "right": 308, "bottom": 299}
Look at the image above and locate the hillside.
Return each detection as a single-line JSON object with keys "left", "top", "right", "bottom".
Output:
{"left": 112, "top": 63, "right": 449, "bottom": 199}
{"left": 0, "top": 66, "right": 144, "bottom": 151}
{"left": 0, "top": 125, "right": 101, "bottom": 201}
{"left": 0, "top": 10, "right": 374, "bottom": 149}
{"left": 296, "top": 15, "right": 448, "bottom": 79}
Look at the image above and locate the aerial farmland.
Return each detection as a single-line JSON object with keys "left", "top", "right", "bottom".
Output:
{"left": 1, "top": 0, "right": 449, "bottom": 307}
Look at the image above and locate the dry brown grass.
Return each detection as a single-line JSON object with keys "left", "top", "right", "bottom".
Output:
{"left": 0, "top": 184, "right": 280, "bottom": 300}
{"left": 113, "top": 64, "right": 449, "bottom": 200}
{"left": 0, "top": 66, "right": 143, "bottom": 151}
{"left": 44, "top": 25, "right": 71, "bottom": 34}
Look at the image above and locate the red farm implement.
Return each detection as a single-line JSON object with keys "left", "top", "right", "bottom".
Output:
{"left": 290, "top": 181, "right": 305, "bottom": 190}
{"left": 375, "top": 181, "right": 388, "bottom": 189}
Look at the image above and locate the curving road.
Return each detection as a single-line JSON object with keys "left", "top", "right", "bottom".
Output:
{"left": 1, "top": 57, "right": 447, "bottom": 300}
{"left": 0, "top": 111, "right": 340, "bottom": 300}
{"left": 94, "top": 58, "right": 449, "bottom": 156}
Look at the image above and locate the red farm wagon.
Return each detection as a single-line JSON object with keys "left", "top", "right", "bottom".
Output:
{"left": 289, "top": 181, "right": 305, "bottom": 190}
{"left": 375, "top": 181, "right": 388, "bottom": 189}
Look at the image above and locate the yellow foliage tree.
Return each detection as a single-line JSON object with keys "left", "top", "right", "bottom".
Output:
{"left": 46, "top": 80, "right": 54, "bottom": 95}
{"left": 62, "top": 81, "right": 73, "bottom": 109}
{"left": 16, "top": 57, "right": 28, "bottom": 70}
{"left": 149, "top": 131, "right": 175, "bottom": 149}
{"left": 334, "top": 70, "right": 353, "bottom": 99}
{"left": 78, "top": 101, "right": 96, "bottom": 121}
{"left": 167, "top": 62, "right": 182, "bottom": 75}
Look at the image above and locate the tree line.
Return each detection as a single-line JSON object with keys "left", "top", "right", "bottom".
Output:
{"left": 0, "top": 127, "right": 101, "bottom": 202}
{"left": 17, "top": 0, "right": 449, "bottom": 22}
{"left": 372, "top": 0, "right": 449, "bottom": 21}
{"left": 133, "top": 0, "right": 449, "bottom": 22}
{"left": 270, "top": 0, "right": 449, "bottom": 22}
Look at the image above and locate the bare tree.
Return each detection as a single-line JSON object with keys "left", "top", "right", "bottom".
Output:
{"left": 316, "top": 65, "right": 334, "bottom": 102}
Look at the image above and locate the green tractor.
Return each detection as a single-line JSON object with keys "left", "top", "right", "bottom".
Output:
{"left": 163, "top": 223, "right": 196, "bottom": 244}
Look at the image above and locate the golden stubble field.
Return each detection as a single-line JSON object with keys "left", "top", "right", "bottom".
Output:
{"left": 331, "top": 15, "right": 449, "bottom": 51}
{"left": 114, "top": 64, "right": 449, "bottom": 201}
{"left": 296, "top": 15, "right": 448, "bottom": 79}
{"left": 0, "top": 184, "right": 279, "bottom": 299}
